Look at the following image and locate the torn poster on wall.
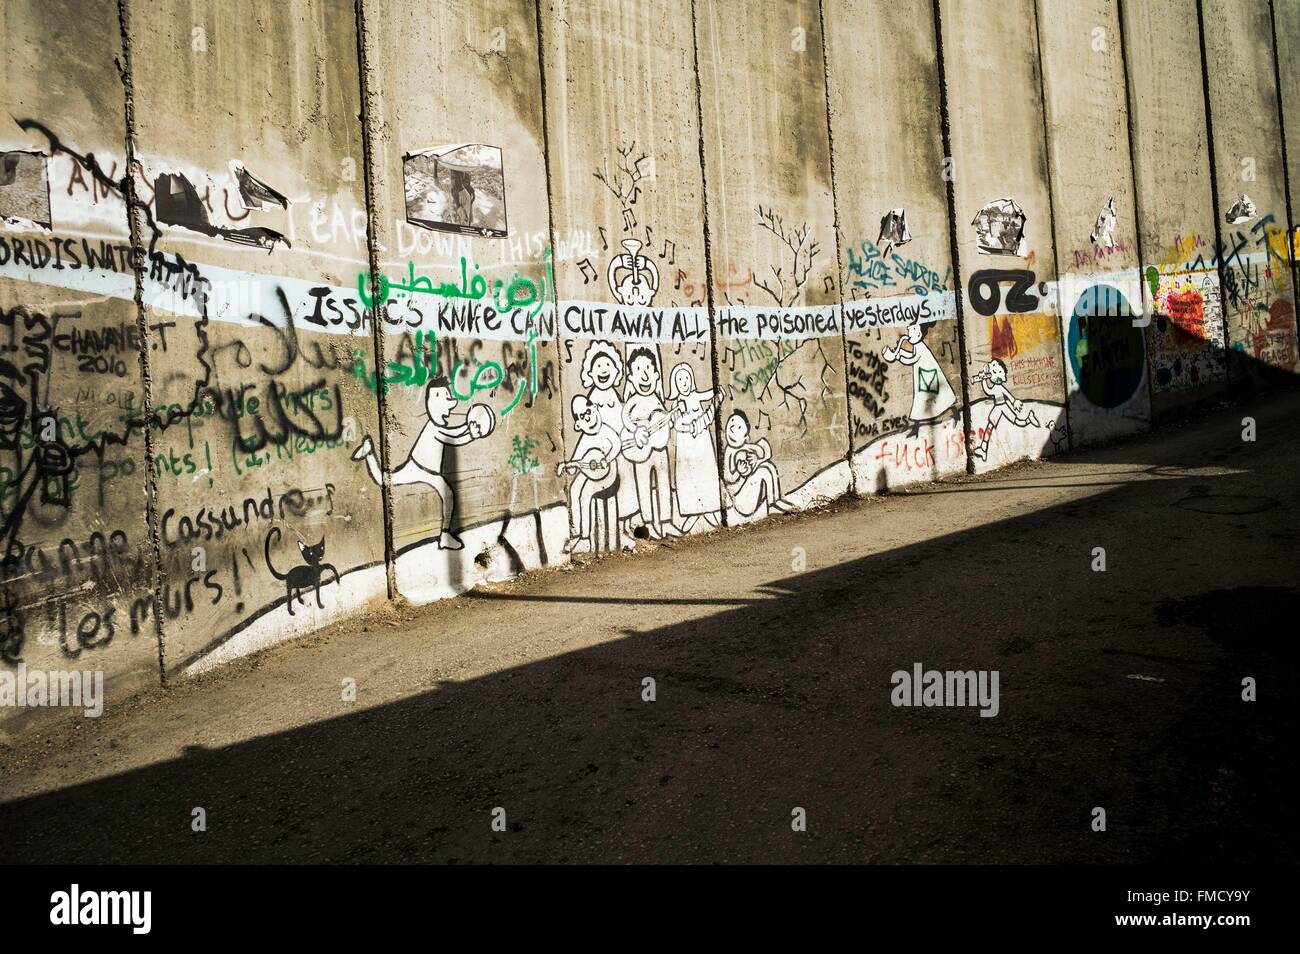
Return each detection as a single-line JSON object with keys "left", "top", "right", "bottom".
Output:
{"left": 1091, "top": 197, "right": 1117, "bottom": 250}
{"left": 404, "top": 144, "right": 507, "bottom": 239}
{"left": 1225, "top": 194, "right": 1256, "bottom": 225}
{"left": 230, "top": 160, "right": 289, "bottom": 211}
{"left": 972, "top": 198, "right": 1027, "bottom": 256}
{"left": 154, "top": 169, "right": 290, "bottom": 251}
{"left": 877, "top": 208, "right": 911, "bottom": 252}
{"left": 0, "top": 151, "right": 52, "bottom": 230}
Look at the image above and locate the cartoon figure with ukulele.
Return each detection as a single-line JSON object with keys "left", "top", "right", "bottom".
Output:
{"left": 723, "top": 410, "right": 791, "bottom": 519}
{"left": 621, "top": 346, "right": 678, "bottom": 539}
{"left": 557, "top": 395, "right": 620, "bottom": 554}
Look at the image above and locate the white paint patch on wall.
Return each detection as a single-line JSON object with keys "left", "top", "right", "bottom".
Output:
{"left": 394, "top": 504, "right": 570, "bottom": 605}
{"left": 185, "top": 564, "right": 389, "bottom": 676}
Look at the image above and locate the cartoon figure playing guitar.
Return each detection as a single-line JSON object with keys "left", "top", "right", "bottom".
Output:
{"left": 579, "top": 340, "right": 639, "bottom": 530}
{"left": 557, "top": 395, "right": 620, "bottom": 554}
{"left": 621, "top": 346, "right": 677, "bottom": 539}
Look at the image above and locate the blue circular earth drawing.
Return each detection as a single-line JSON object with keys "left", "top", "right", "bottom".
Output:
{"left": 1068, "top": 284, "right": 1145, "bottom": 410}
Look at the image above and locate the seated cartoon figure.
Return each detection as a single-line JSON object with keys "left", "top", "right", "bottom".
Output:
{"left": 557, "top": 395, "right": 621, "bottom": 554}
{"left": 722, "top": 410, "right": 792, "bottom": 519}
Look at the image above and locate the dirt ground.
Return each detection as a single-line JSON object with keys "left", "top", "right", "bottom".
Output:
{"left": 2, "top": 389, "right": 1297, "bottom": 863}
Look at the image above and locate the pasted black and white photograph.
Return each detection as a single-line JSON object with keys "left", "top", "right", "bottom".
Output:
{"left": 0, "top": 150, "right": 51, "bottom": 229}
{"left": 403, "top": 143, "right": 508, "bottom": 238}
{"left": 0, "top": 0, "right": 1295, "bottom": 935}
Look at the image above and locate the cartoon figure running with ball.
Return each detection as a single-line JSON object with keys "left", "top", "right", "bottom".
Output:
{"left": 353, "top": 376, "right": 495, "bottom": 550}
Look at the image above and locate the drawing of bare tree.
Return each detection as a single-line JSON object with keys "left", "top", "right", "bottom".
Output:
{"left": 754, "top": 205, "right": 820, "bottom": 308}
{"left": 594, "top": 142, "right": 649, "bottom": 212}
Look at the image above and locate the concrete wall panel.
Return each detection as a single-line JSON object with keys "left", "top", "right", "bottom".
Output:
{"left": 542, "top": 0, "right": 724, "bottom": 547}
{"left": 0, "top": 0, "right": 157, "bottom": 728}
{"left": 1203, "top": 0, "right": 1299, "bottom": 378}
{"left": 939, "top": 0, "right": 1068, "bottom": 472}
{"left": 825, "top": 0, "right": 966, "bottom": 493}
{"left": 1271, "top": 0, "right": 1300, "bottom": 316}
{"left": 1121, "top": 0, "right": 1228, "bottom": 414}
{"left": 697, "top": 0, "right": 850, "bottom": 518}
{"left": 361, "top": 0, "right": 568, "bottom": 600}
{"left": 1039, "top": 0, "right": 1151, "bottom": 445}
{"left": 124, "top": 0, "right": 388, "bottom": 674}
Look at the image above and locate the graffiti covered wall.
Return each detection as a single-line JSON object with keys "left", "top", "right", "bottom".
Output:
{"left": 698, "top": 0, "right": 851, "bottom": 518}
{"left": 2, "top": 0, "right": 1297, "bottom": 731}
{"left": 1040, "top": 0, "right": 1151, "bottom": 445}
{"left": 939, "top": 0, "right": 1069, "bottom": 470}
{"left": 826, "top": 0, "right": 966, "bottom": 493}
{"left": 361, "top": 0, "right": 568, "bottom": 604}
{"left": 1203, "top": 0, "right": 1299, "bottom": 382}
{"left": 1, "top": 0, "right": 163, "bottom": 701}
{"left": 542, "top": 0, "right": 723, "bottom": 551}
{"left": 1122, "top": 0, "right": 1229, "bottom": 414}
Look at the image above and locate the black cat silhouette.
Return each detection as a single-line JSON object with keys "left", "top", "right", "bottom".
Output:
{"left": 265, "top": 526, "right": 339, "bottom": 615}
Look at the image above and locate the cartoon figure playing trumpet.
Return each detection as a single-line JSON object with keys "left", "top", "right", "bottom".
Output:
{"left": 608, "top": 239, "right": 659, "bottom": 307}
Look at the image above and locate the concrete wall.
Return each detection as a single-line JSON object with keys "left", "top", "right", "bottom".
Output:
{"left": 1121, "top": 0, "right": 1228, "bottom": 414}
{"left": 1039, "top": 0, "right": 1150, "bottom": 444}
{"left": 2, "top": 0, "right": 1298, "bottom": 732}
{"left": 938, "top": 0, "right": 1068, "bottom": 471}
{"left": 1270, "top": 0, "right": 1300, "bottom": 349}
{"left": 825, "top": 0, "right": 966, "bottom": 493}
{"left": 0, "top": 0, "right": 158, "bottom": 711}
{"left": 123, "top": 0, "right": 388, "bottom": 674}
{"left": 359, "top": 0, "right": 568, "bottom": 600}
{"left": 1202, "top": 0, "right": 1299, "bottom": 379}
{"left": 541, "top": 0, "right": 723, "bottom": 547}
{"left": 697, "top": 0, "right": 851, "bottom": 518}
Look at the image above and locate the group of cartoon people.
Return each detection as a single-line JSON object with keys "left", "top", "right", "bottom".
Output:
{"left": 346, "top": 343, "right": 792, "bottom": 558}
{"left": 349, "top": 325, "right": 1053, "bottom": 555}
{"left": 555, "top": 340, "right": 790, "bottom": 554}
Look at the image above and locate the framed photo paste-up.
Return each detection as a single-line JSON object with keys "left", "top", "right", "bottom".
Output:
{"left": 403, "top": 144, "right": 508, "bottom": 239}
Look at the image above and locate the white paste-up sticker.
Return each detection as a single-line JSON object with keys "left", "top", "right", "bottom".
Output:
{"left": 877, "top": 207, "right": 912, "bottom": 251}
{"left": 1225, "top": 194, "right": 1256, "bottom": 225}
{"left": 972, "top": 197, "right": 1027, "bottom": 256}
{"left": 1090, "top": 197, "right": 1118, "bottom": 250}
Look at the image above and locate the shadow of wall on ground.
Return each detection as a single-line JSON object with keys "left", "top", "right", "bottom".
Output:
{"left": 1, "top": 387, "right": 1296, "bottom": 863}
